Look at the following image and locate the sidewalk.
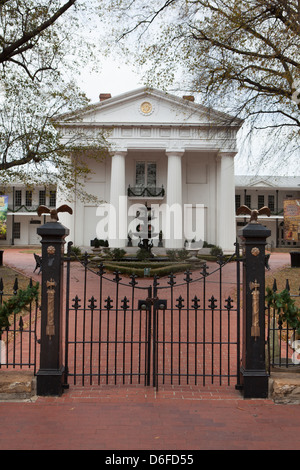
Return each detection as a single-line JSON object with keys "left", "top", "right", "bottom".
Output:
{"left": 1, "top": 247, "right": 300, "bottom": 451}
{"left": 0, "top": 386, "right": 300, "bottom": 450}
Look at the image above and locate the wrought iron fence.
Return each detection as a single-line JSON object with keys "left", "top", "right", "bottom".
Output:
{"left": 266, "top": 279, "right": 300, "bottom": 371}
{"left": 64, "top": 243, "right": 242, "bottom": 389}
{"left": 0, "top": 277, "right": 40, "bottom": 373}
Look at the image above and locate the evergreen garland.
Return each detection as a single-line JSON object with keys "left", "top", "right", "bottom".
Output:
{"left": 0, "top": 283, "right": 39, "bottom": 333}
{"left": 266, "top": 287, "right": 300, "bottom": 334}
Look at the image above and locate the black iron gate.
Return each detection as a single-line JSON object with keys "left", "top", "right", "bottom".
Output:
{"left": 64, "top": 243, "right": 242, "bottom": 389}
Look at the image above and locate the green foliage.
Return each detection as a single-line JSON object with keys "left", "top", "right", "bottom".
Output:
{"left": 266, "top": 287, "right": 300, "bottom": 334}
{"left": 0, "top": 2, "right": 111, "bottom": 200}
{"left": 176, "top": 249, "right": 188, "bottom": 260}
{"left": 103, "top": 247, "right": 113, "bottom": 258}
{"left": 93, "top": 238, "right": 109, "bottom": 248}
{"left": 166, "top": 249, "right": 188, "bottom": 261}
{"left": 102, "top": 262, "right": 192, "bottom": 278}
{"left": 71, "top": 245, "right": 82, "bottom": 256}
{"left": 136, "top": 248, "right": 153, "bottom": 260}
{"left": 0, "top": 282, "right": 39, "bottom": 333}
{"left": 111, "top": 248, "right": 126, "bottom": 260}
{"left": 102, "top": 248, "right": 126, "bottom": 260}
{"left": 0, "top": 1, "right": 103, "bottom": 80}
{"left": 166, "top": 249, "right": 177, "bottom": 261}
{"left": 0, "top": 68, "right": 110, "bottom": 202}
{"left": 210, "top": 245, "right": 223, "bottom": 257}
{"left": 203, "top": 241, "right": 215, "bottom": 248}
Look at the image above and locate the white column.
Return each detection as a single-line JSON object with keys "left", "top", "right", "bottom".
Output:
{"left": 217, "top": 152, "right": 236, "bottom": 252}
{"left": 109, "top": 150, "right": 127, "bottom": 248}
{"left": 165, "top": 150, "right": 184, "bottom": 249}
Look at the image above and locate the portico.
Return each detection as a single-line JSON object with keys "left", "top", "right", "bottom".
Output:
{"left": 55, "top": 87, "right": 242, "bottom": 252}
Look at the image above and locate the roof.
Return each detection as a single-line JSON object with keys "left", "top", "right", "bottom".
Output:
{"left": 235, "top": 175, "right": 300, "bottom": 190}
{"left": 54, "top": 86, "right": 244, "bottom": 128}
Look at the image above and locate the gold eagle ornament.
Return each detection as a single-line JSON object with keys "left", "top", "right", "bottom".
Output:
{"left": 37, "top": 204, "right": 73, "bottom": 222}
{"left": 236, "top": 205, "right": 271, "bottom": 223}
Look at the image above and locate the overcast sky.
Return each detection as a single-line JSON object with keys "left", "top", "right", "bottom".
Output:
{"left": 77, "top": 58, "right": 143, "bottom": 103}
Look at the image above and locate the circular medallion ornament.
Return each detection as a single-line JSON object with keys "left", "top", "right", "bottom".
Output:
{"left": 140, "top": 101, "right": 153, "bottom": 115}
{"left": 47, "top": 245, "right": 56, "bottom": 255}
{"left": 251, "top": 247, "right": 260, "bottom": 257}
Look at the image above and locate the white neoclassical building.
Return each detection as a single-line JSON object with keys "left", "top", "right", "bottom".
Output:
{"left": 55, "top": 87, "right": 243, "bottom": 252}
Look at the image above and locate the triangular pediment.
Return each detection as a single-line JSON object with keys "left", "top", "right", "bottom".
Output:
{"left": 55, "top": 87, "right": 243, "bottom": 128}
{"left": 250, "top": 179, "right": 276, "bottom": 188}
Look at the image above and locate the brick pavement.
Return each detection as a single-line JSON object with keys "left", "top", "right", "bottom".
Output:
{"left": 1, "top": 247, "right": 300, "bottom": 451}
{"left": 0, "top": 387, "right": 300, "bottom": 450}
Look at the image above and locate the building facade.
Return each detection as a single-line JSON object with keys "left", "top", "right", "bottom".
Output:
{"left": 55, "top": 87, "right": 242, "bottom": 252}
{"left": 235, "top": 175, "right": 300, "bottom": 248}
{"left": 1, "top": 86, "right": 298, "bottom": 251}
{"left": 0, "top": 185, "right": 56, "bottom": 245}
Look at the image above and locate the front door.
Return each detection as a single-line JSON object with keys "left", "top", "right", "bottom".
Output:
{"left": 29, "top": 223, "right": 41, "bottom": 245}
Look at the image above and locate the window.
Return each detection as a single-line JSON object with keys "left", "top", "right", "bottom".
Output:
{"left": 15, "top": 190, "right": 22, "bottom": 206}
{"left": 39, "top": 190, "right": 46, "bottom": 206}
{"left": 135, "top": 162, "right": 156, "bottom": 187}
{"left": 245, "top": 194, "right": 251, "bottom": 208}
{"left": 235, "top": 194, "right": 241, "bottom": 211}
{"left": 49, "top": 190, "right": 56, "bottom": 207}
{"left": 258, "top": 195, "right": 264, "bottom": 209}
{"left": 25, "top": 190, "right": 32, "bottom": 207}
{"left": 13, "top": 222, "right": 21, "bottom": 239}
{"left": 268, "top": 195, "right": 275, "bottom": 212}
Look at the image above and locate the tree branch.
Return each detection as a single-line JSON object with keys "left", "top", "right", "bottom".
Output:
{"left": 0, "top": 0, "right": 77, "bottom": 64}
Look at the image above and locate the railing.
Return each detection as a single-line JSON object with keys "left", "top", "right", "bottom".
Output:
{"left": 127, "top": 185, "right": 165, "bottom": 198}
{"left": 0, "top": 277, "right": 40, "bottom": 372}
{"left": 266, "top": 279, "right": 300, "bottom": 371}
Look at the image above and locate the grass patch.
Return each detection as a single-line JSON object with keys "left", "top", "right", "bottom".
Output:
{"left": 266, "top": 266, "right": 300, "bottom": 308}
{"left": 0, "top": 265, "right": 34, "bottom": 294}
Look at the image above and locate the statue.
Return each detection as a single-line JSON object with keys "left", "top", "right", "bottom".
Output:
{"left": 37, "top": 204, "right": 73, "bottom": 222}
{"left": 236, "top": 205, "right": 270, "bottom": 223}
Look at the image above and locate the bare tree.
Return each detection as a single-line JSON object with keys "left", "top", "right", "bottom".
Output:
{"left": 0, "top": 1, "right": 111, "bottom": 198}
{"left": 0, "top": 1, "right": 83, "bottom": 79}
{"left": 101, "top": 0, "right": 300, "bottom": 169}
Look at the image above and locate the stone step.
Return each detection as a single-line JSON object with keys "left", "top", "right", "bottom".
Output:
{"left": 270, "top": 371, "right": 300, "bottom": 404}
{"left": 0, "top": 371, "right": 36, "bottom": 401}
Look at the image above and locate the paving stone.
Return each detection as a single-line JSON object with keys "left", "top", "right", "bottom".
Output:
{"left": 0, "top": 371, "right": 36, "bottom": 400}
{"left": 270, "top": 371, "right": 300, "bottom": 404}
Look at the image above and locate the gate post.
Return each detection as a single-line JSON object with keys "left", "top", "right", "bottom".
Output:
{"left": 36, "top": 218, "right": 69, "bottom": 396}
{"left": 239, "top": 221, "right": 271, "bottom": 398}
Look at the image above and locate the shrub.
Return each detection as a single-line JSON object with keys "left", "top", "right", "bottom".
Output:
{"left": 210, "top": 245, "right": 223, "bottom": 257}
{"left": 177, "top": 249, "right": 188, "bottom": 260}
{"left": 93, "top": 238, "right": 109, "bottom": 248}
{"left": 166, "top": 249, "right": 177, "bottom": 261}
{"left": 136, "top": 248, "right": 153, "bottom": 260}
{"left": 0, "top": 283, "right": 39, "bottom": 333}
{"left": 166, "top": 249, "right": 188, "bottom": 261}
{"left": 103, "top": 247, "right": 113, "bottom": 258}
{"left": 203, "top": 241, "right": 215, "bottom": 248}
{"left": 102, "top": 262, "right": 192, "bottom": 277}
{"left": 111, "top": 248, "right": 126, "bottom": 260}
{"left": 71, "top": 245, "right": 82, "bottom": 256}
